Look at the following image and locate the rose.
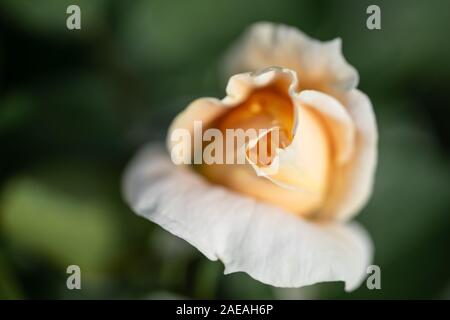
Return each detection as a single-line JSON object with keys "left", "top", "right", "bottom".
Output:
{"left": 124, "top": 22, "right": 378, "bottom": 291}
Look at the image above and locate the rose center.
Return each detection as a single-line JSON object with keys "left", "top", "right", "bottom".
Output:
{"left": 199, "top": 88, "right": 331, "bottom": 217}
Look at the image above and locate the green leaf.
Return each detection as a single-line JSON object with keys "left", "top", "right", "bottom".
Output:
{"left": 1, "top": 175, "right": 121, "bottom": 275}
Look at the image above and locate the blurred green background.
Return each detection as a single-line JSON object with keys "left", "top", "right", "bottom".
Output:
{"left": 0, "top": 0, "right": 449, "bottom": 299}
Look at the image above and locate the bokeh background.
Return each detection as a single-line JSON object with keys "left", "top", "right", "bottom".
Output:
{"left": 1, "top": 0, "right": 449, "bottom": 299}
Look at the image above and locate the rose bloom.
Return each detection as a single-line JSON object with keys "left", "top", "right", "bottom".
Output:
{"left": 123, "top": 22, "right": 378, "bottom": 291}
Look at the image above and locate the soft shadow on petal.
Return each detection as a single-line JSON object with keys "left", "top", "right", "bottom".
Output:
{"left": 321, "top": 90, "right": 378, "bottom": 221}
{"left": 123, "top": 146, "right": 373, "bottom": 291}
{"left": 249, "top": 101, "right": 330, "bottom": 199}
{"left": 224, "top": 22, "right": 359, "bottom": 97}
{"left": 296, "top": 90, "right": 356, "bottom": 164}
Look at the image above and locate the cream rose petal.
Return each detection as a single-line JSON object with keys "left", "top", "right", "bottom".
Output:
{"left": 321, "top": 89, "right": 378, "bottom": 221}
{"left": 224, "top": 22, "right": 359, "bottom": 96}
{"left": 252, "top": 88, "right": 358, "bottom": 193}
{"left": 296, "top": 90, "right": 356, "bottom": 164}
{"left": 123, "top": 146, "right": 373, "bottom": 291}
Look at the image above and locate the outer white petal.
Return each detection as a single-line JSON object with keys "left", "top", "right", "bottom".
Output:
{"left": 321, "top": 90, "right": 378, "bottom": 221}
{"left": 123, "top": 146, "right": 373, "bottom": 291}
{"left": 224, "top": 22, "right": 359, "bottom": 96}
